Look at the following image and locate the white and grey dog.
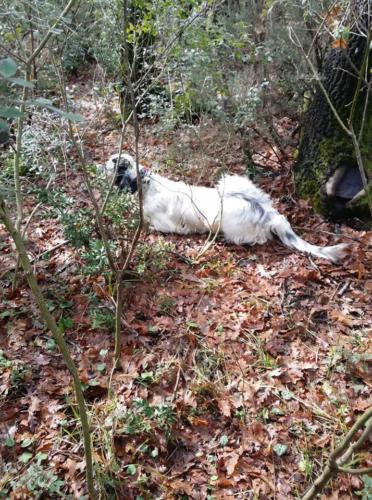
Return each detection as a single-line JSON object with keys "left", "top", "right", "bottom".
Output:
{"left": 104, "top": 153, "right": 348, "bottom": 263}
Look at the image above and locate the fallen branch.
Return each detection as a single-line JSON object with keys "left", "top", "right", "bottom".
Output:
{"left": 302, "top": 405, "right": 372, "bottom": 500}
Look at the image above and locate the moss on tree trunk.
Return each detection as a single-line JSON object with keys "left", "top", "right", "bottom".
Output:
{"left": 295, "top": 2, "right": 371, "bottom": 221}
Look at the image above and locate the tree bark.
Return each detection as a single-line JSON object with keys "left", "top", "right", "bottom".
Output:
{"left": 295, "top": 0, "right": 372, "bottom": 222}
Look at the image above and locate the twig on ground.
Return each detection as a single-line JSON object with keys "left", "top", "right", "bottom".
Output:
{"left": 302, "top": 405, "right": 372, "bottom": 500}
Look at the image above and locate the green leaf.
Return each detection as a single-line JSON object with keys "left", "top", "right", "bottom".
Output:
{"left": 270, "top": 407, "right": 284, "bottom": 416}
{"left": 150, "top": 447, "right": 158, "bottom": 458}
{"left": 46, "top": 338, "right": 56, "bottom": 351}
{"left": 186, "top": 321, "right": 199, "bottom": 330}
{"left": 281, "top": 389, "right": 294, "bottom": 401}
{"left": 0, "top": 119, "right": 9, "bottom": 131}
{"left": 62, "top": 317, "right": 73, "bottom": 329}
{"left": 273, "top": 443, "right": 288, "bottom": 457}
{"left": 32, "top": 98, "right": 85, "bottom": 122}
{"left": 9, "top": 78, "right": 34, "bottom": 89}
{"left": 0, "top": 106, "right": 23, "bottom": 118}
{"left": 55, "top": 110, "right": 85, "bottom": 123}
{"left": 88, "top": 379, "right": 100, "bottom": 386}
{"left": 21, "top": 437, "right": 33, "bottom": 448}
{"left": 219, "top": 434, "right": 228, "bottom": 446}
{"left": 33, "top": 97, "right": 53, "bottom": 106}
{"left": 96, "top": 363, "right": 106, "bottom": 373}
{"left": 0, "top": 58, "right": 17, "bottom": 78}
{"left": 19, "top": 452, "right": 33, "bottom": 463}
{"left": 35, "top": 452, "right": 48, "bottom": 463}
{"left": 126, "top": 464, "right": 137, "bottom": 475}
{"left": 138, "top": 443, "right": 149, "bottom": 453}
{"left": 5, "top": 437, "right": 15, "bottom": 447}
{"left": 362, "top": 474, "right": 372, "bottom": 486}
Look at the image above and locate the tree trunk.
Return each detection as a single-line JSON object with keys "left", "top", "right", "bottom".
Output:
{"left": 294, "top": 0, "right": 372, "bottom": 222}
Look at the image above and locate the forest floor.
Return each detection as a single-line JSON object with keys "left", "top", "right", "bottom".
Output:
{"left": 0, "top": 74, "right": 371, "bottom": 499}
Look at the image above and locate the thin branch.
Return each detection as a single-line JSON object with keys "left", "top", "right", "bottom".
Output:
{"left": 132, "top": 1, "right": 215, "bottom": 95}
{"left": 349, "top": 122, "right": 372, "bottom": 216}
{"left": 338, "top": 465, "right": 372, "bottom": 475}
{"left": 13, "top": 75, "right": 29, "bottom": 231}
{"left": 0, "top": 195, "right": 96, "bottom": 499}
{"left": 289, "top": 28, "right": 351, "bottom": 137}
{"left": 26, "top": 0, "right": 77, "bottom": 65}
{"left": 12, "top": 0, "right": 78, "bottom": 231}
{"left": 12, "top": 174, "right": 55, "bottom": 292}
{"left": 53, "top": 57, "right": 117, "bottom": 272}
{"left": 113, "top": 0, "right": 145, "bottom": 367}
{"left": 358, "top": 79, "right": 371, "bottom": 143}
{"left": 302, "top": 405, "right": 372, "bottom": 500}
{"left": 0, "top": 240, "right": 69, "bottom": 278}
{"left": 349, "top": 27, "right": 372, "bottom": 125}
{"left": 100, "top": 116, "right": 131, "bottom": 216}
{"left": 306, "top": 1, "right": 339, "bottom": 61}
{"left": 0, "top": 43, "right": 26, "bottom": 63}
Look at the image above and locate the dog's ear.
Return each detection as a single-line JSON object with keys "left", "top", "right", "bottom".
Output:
{"left": 129, "top": 177, "right": 138, "bottom": 193}
{"left": 116, "top": 173, "right": 138, "bottom": 193}
{"left": 116, "top": 159, "right": 133, "bottom": 176}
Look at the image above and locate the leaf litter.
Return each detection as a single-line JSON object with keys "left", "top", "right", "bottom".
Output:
{"left": 0, "top": 77, "right": 371, "bottom": 499}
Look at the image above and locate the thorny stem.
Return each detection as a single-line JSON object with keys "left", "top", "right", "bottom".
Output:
{"left": 0, "top": 195, "right": 96, "bottom": 499}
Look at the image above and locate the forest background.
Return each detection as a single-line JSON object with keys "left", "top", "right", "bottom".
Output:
{"left": 0, "top": 0, "right": 371, "bottom": 499}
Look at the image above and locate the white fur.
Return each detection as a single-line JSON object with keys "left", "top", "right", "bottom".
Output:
{"left": 105, "top": 154, "right": 349, "bottom": 263}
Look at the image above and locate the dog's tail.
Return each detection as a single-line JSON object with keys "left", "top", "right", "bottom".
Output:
{"left": 269, "top": 213, "right": 349, "bottom": 263}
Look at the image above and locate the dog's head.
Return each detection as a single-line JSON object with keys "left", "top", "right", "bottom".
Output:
{"left": 105, "top": 153, "right": 147, "bottom": 193}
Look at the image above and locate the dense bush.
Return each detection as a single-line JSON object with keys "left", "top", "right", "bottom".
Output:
{"left": 0, "top": 0, "right": 340, "bottom": 135}
{"left": 53, "top": 0, "right": 338, "bottom": 137}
